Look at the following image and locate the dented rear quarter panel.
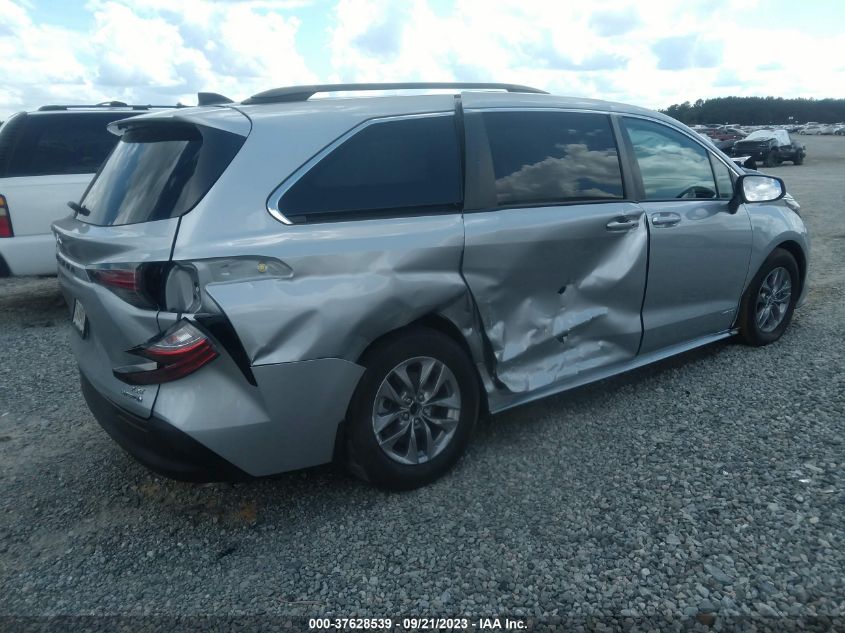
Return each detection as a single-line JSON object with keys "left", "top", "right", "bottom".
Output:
{"left": 200, "top": 214, "right": 473, "bottom": 367}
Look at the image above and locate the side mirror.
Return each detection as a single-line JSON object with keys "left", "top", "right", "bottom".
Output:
{"left": 728, "top": 174, "right": 786, "bottom": 213}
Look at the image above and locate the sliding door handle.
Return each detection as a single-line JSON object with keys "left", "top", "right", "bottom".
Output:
{"left": 605, "top": 217, "right": 639, "bottom": 232}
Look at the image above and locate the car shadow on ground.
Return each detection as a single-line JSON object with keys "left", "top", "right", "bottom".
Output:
{"left": 76, "top": 337, "right": 734, "bottom": 530}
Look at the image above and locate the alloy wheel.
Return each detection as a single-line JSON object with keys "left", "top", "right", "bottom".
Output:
{"left": 755, "top": 266, "right": 793, "bottom": 333}
{"left": 372, "top": 356, "right": 462, "bottom": 465}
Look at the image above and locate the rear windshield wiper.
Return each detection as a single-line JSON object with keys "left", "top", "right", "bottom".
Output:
{"left": 67, "top": 201, "right": 91, "bottom": 217}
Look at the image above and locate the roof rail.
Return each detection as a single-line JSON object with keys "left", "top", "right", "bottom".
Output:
{"left": 37, "top": 101, "right": 185, "bottom": 111}
{"left": 242, "top": 82, "right": 548, "bottom": 105}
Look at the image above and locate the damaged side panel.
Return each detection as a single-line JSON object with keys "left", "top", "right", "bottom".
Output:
{"left": 202, "top": 214, "right": 473, "bottom": 368}
{"left": 164, "top": 214, "right": 478, "bottom": 475}
{"left": 462, "top": 203, "right": 648, "bottom": 394}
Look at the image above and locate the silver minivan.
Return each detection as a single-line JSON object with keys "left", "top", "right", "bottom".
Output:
{"left": 53, "top": 83, "right": 809, "bottom": 489}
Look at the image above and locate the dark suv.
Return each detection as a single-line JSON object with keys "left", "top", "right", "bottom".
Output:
{"left": 731, "top": 129, "right": 805, "bottom": 167}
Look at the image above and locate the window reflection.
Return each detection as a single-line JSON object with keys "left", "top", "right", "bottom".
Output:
{"left": 495, "top": 143, "right": 624, "bottom": 204}
{"left": 625, "top": 119, "right": 718, "bottom": 200}
{"left": 482, "top": 111, "right": 624, "bottom": 207}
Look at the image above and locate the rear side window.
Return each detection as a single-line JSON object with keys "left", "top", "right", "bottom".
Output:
{"left": 0, "top": 112, "right": 127, "bottom": 177}
{"left": 624, "top": 118, "right": 717, "bottom": 200}
{"left": 480, "top": 110, "right": 624, "bottom": 206}
{"left": 79, "top": 123, "right": 244, "bottom": 226}
{"left": 279, "top": 114, "right": 462, "bottom": 221}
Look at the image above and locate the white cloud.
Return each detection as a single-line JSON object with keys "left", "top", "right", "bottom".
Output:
{"left": 0, "top": 0, "right": 844, "bottom": 119}
{"left": 0, "top": 0, "right": 315, "bottom": 116}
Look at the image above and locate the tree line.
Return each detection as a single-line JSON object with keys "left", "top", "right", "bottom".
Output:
{"left": 660, "top": 97, "right": 845, "bottom": 125}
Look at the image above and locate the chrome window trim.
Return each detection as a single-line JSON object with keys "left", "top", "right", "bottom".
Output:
{"left": 266, "top": 111, "right": 455, "bottom": 226}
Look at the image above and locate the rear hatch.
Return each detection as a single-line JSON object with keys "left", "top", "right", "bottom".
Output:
{"left": 53, "top": 108, "right": 248, "bottom": 417}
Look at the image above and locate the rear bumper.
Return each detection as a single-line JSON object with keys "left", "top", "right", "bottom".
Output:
{"left": 80, "top": 371, "right": 250, "bottom": 482}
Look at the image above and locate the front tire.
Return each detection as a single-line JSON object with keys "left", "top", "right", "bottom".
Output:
{"left": 345, "top": 328, "right": 480, "bottom": 490}
{"left": 737, "top": 249, "right": 800, "bottom": 346}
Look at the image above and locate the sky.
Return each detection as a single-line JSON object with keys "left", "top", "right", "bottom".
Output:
{"left": 1, "top": 0, "right": 844, "bottom": 119}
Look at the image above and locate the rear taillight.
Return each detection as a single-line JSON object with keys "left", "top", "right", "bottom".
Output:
{"left": 115, "top": 320, "right": 218, "bottom": 385}
{"left": 87, "top": 262, "right": 169, "bottom": 309}
{"left": 0, "top": 195, "right": 12, "bottom": 238}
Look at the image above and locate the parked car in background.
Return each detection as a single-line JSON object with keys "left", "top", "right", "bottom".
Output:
{"left": 834, "top": 125, "right": 845, "bottom": 136}
{"left": 698, "top": 132, "right": 735, "bottom": 153}
{"left": 53, "top": 82, "right": 809, "bottom": 489}
{"left": 0, "top": 102, "right": 178, "bottom": 277}
{"left": 731, "top": 129, "right": 805, "bottom": 166}
{"left": 707, "top": 127, "right": 746, "bottom": 142}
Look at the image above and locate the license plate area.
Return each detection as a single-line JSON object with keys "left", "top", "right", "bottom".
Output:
{"left": 72, "top": 299, "right": 88, "bottom": 338}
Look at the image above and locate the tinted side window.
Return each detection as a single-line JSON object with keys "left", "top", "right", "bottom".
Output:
{"left": 624, "top": 118, "right": 717, "bottom": 200}
{"left": 280, "top": 115, "right": 462, "bottom": 220}
{"left": 3, "top": 113, "right": 128, "bottom": 177}
{"left": 481, "top": 111, "right": 624, "bottom": 206}
{"left": 709, "top": 154, "right": 734, "bottom": 199}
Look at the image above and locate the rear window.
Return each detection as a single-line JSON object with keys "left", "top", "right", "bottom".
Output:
{"left": 0, "top": 112, "right": 129, "bottom": 177}
{"left": 79, "top": 123, "right": 244, "bottom": 226}
{"left": 278, "top": 114, "right": 462, "bottom": 222}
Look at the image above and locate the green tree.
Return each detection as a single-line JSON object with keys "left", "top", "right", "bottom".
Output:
{"left": 659, "top": 97, "right": 845, "bottom": 125}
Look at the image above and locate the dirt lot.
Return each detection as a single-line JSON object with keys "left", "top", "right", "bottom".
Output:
{"left": 1, "top": 136, "right": 843, "bottom": 630}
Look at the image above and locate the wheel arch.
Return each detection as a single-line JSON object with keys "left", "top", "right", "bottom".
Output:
{"left": 774, "top": 239, "right": 807, "bottom": 291}
{"left": 353, "top": 312, "right": 492, "bottom": 416}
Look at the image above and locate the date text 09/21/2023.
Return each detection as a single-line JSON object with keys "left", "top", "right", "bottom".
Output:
{"left": 308, "top": 617, "right": 527, "bottom": 630}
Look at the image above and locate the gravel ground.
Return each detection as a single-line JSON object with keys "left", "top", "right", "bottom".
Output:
{"left": 1, "top": 136, "right": 843, "bottom": 631}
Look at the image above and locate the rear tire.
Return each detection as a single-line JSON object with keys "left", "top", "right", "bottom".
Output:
{"left": 737, "top": 249, "right": 800, "bottom": 346}
{"left": 793, "top": 154, "right": 804, "bottom": 165}
{"left": 344, "top": 328, "right": 479, "bottom": 490}
{"left": 763, "top": 151, "right": 777, "bottom": 167}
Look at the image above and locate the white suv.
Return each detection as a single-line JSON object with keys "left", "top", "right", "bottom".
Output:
{"left": 0, "top": 103, "right": 175, "bottom": 276}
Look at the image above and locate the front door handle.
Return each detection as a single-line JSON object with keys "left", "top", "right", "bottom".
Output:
{"left": 651, "top": 212, "right": 682, "bottom": 228}
{"left": 605, "top": 217, "right": 639, "bottom": 232}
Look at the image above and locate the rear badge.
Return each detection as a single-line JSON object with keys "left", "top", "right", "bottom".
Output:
{"left": 121, "top": 386, "right": 146, "bottom": 402}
